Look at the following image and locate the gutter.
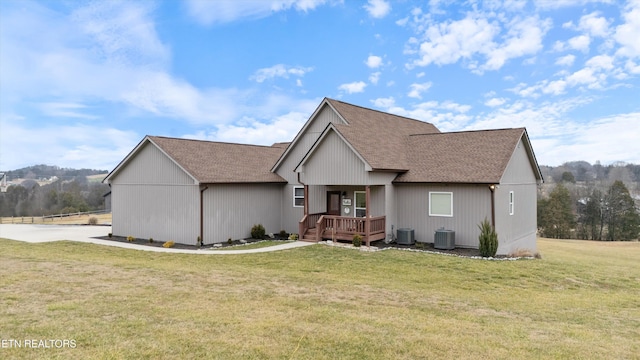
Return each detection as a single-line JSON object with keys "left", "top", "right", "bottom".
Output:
{"left": 200, "top": 185, "right": 208, "bottom": 245}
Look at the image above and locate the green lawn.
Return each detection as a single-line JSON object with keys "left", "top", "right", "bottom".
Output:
{"left": 0, "top": 238, "right": 638, "bottom": 359}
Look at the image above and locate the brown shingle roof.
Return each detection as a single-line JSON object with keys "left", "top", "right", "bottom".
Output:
{"left": 149, "top": 136, "right": 286, "bottom": 183}
{"left": 326, "top": 99, "right": 440, "bottom": 170}
{"left": 393, "top": 128, "right": 527, "bottom": 183}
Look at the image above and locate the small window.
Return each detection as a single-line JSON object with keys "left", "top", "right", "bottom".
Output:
{"left": 429, "top": 192, "right": 453, "bottom": 217}
{"left": 354, "top": 191, "right": 366, "bottom": 217}
{"left": 293, "top": 186, "right": 304, "bottom": 207}
{"left": 509, "top": 191, "right": 514, "bottom": 215}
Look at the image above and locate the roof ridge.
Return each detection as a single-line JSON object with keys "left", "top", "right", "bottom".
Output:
{"left": 148, "top": 135, "right": 283, "bottom": 149}
{"left": 408, "top": 128, "right": 524, "bottom": 137}
{"left": 326, "top": 98, "right": 436, "bottom": 126}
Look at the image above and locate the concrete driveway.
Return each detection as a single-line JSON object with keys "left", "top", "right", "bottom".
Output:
{"left": 0, "top": 224, "right": 314, "bottom": 254}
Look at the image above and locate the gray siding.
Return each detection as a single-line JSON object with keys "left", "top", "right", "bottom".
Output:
{"left": 203, "top": 184, "right": 283, "bottom": 243}
{"left": 111, "top": 184, "right": 199, "bottom": 244}
{"left": 111, "top": 142, "right": 196, "bottom": 185}
{"left": 395, "top": 184, "right": 492, "bottom": 249}
{"left": 110, "top": 142, "right": 199, "bottom": 244}
{"left": 275, "top": 105, "right": 342, "bottom": 183}
{"left": 495, "top": 139, "right": 539, "bottom": 254}
{"left": 301, "top": 131, "right": 368, "bottom": 185}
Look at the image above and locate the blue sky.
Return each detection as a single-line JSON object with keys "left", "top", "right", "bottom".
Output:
{"left": 1, "top": 0, "right": 639, "bottom": 171}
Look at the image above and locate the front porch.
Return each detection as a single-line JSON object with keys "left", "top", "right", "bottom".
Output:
{"left": 299, "top": 213, "right": 386, "bottom": 246}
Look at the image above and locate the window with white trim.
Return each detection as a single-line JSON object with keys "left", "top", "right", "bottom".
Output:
{"left": 509, "top": 191, "right": 514, "bottom": 215}
{"left": 429, "top": 192, "right": 453, "bottom": 217}
{"left": 293, "top": 186, "right": 304, "bottom": 207}
{"left": 354, "top": 191, "right": 366, "bottom": 217}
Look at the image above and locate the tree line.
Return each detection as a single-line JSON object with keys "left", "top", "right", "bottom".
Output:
{"left": 538, "top": 180, "right": 640, "bottom": 241}
{"left": 0, "top": 165, "right": 109, "bottom": 217}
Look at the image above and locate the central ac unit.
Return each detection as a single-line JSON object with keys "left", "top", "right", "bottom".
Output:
{"left": 434, "top": 229, "right": 455, "bottom": 250}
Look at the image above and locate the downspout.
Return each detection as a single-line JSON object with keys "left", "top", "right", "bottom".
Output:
{"left": 200, "top": 185, "right": 208, "bottom": 245}
{"left": 489, "top": 184, "right": 496, "bottom": 228}
{"left": 297, "top": 172, "right": 308, "bottom": 216}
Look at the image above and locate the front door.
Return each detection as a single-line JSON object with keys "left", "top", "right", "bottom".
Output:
{"left": 326, "top": 191, "right": 341, "bottom": 215}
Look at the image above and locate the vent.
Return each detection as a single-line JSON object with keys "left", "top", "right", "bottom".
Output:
{"left": 434, "top": 229, "right": 455, "bottom": 250}
{"left": 396, "top": 228, "right": 415, "bottom": 245}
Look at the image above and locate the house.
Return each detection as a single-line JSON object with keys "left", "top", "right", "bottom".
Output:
{"left": 104, "top": 98, "right": 543, "bottom": 255}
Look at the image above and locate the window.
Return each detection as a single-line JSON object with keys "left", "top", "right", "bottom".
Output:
{"left": 293, "top": 186, "right": 304, "bottom": 207}
{"left": 354, "top": 191, "right": 366, "bottom": 217}
{"left": 509, "top": 191, "right": 514, "bottom": 215}
{"left": 429, "top": 192, "right": 453, "bottom": 217}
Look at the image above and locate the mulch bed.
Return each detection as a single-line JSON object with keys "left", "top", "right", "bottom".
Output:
{"left": 94, "top": 235, "right": 290, "bottom": 250}
{"left": 96, "top": 235, "right": 482, "bottom": 257}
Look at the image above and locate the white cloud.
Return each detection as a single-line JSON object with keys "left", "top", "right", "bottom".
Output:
{"left": 371, "top": 97, "right": 395, "bottom": 108}
{"left": 568, "top": 34, "right": 591, "bottom": 52}
{"left": 365, "top": 55, "right": 383, "bottom": 68}
{"left": 184, "top": 0, "right": 329, "bottom": 25}
{"left": 369, "top": 71, "right": 381, "bottom": 85}
{"left": 364, "top": 0, "right": 391, "bottom": 19}
{"left": 186, "top": 111, "right": 311, "bottom": 146}
{"left": 480, "top": 16, "right": 551, "bottom": 72}
{"left": 406, "top": 12, "right": 550, "bottom": 73}
{"left": 250, "top": 64, "right": 313, "bottom": 83}
{"left": 555, "top": 54, "right": 576, "bottom": 66}
{"left": 338, "top": 81, "right": 367, "bottom": 93}
{"left": 378, "top": 100, "right": 472, "bottom": 131}
{"left": 484, "top": 97, "right": 507, "bottom": 107}
{"left": 38, "top": 102, "right": 99, "bottom": 119}
{"left": 0, "top": 118, "right": 139, "bottom": 170}
{"left": 614, "top": 0, "right": 640, "bottom": 58}
{"left": 407, "top": 82, "right": 432, "bottom": 99}
{"left": 578, "top": 12, "right": 610, "bottom": 37}
{"left": 409, "top": 13, "right": 500, "bottom": 68}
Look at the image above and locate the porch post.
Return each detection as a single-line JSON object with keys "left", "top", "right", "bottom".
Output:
{"left": 365, "top": 185, "right": 370, "bottom": 247}
{"left": 304, "top": 184, "right": 309, "bottom": 216}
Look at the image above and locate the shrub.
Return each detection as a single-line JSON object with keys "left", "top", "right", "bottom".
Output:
{"left": 352, "top": 234, "right": 362, "bottom": 247}
{"left": 108, "top": 233, "right": 112, "bottom": 238}
{"left": 227, "top": 238, "right": 233, "bottom": 245}
{"left": 478, "top": 218, "right": 498, "bottom": 257}
{"left": 149, "top": 238, "right": 154, "bottom": 243}
{"left": 251, "top": 224, "right": 266, "bottom": 239}
{"left": 88, "top": 217, "right": 98, "bottom": 225}
{"left": 126, "top": 236, "right": 135, "bottom": 242}
{"left": 163, "top": 241, "right": 175, "bottom": 248}
{"left": 416, "top": 242, "right": 425, "bottom": 249}
{"left": 279, "top": 230, "right": 288, "bottom": 238}
{"left": 288, "top": 233, "right": 298, "bottom": 240}
{"left": 197, "top": 236, "right": 202, "bottom": 247}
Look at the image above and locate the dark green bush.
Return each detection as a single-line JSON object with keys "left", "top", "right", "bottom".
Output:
{"left": 279, "top": 230, "right": 288, "bottom": 238}
{"left": 352, "top": 234, "right": 362, "bottom": 247}
{"left": 478, "top": 218, "right": 498, "bottom": 257}
{"left": 251, "top": 224, "right": 266, "bottom": 239}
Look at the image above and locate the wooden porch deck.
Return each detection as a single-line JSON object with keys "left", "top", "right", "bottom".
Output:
{"left": 299, "top": 213, "right": 386, "bottom": 246}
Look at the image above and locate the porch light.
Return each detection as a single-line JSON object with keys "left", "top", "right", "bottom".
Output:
{"left": 489, "top": 184, "right": 496, "bottom": 190}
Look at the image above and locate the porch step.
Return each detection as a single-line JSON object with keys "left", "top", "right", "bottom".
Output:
{"left": 301, "top": 228, "right": 319, "bottom": 242}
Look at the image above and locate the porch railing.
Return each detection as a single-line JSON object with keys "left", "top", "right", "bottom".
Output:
{"left": 298, "top": 212, "right": 325, "bottom": 240}
{"left": 317, "top": 215, "right": 386, "bottom": 246}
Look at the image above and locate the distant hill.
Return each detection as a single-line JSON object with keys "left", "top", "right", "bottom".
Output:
{"left": 1, "top": 165, "right": 108, "bottom": 182}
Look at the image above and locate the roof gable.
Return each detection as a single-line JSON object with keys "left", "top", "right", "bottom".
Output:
{"left": 295, "top": 124, "right": 372, "bottom": 173}
{"left": 394, "top": 128, "right": 542, "bottom": 184}
{"left": 272, "top": 97, "right": 440, "bottom": 173}
{"left": 106, "top": 136, "right": 287, "bottom": 184}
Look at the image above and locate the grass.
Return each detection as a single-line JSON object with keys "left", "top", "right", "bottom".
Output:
{"left": 0, "top": 213, "right": 111, "bottom": 225}
{"left": 212, "top": 240, "right": 294, "bottom": 251}
{"left": 0, "top": 238, "right": 638, "bottom": 359}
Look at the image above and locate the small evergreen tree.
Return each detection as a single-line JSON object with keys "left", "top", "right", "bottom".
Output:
{"left": 478, "top": 218, "right": 498, "bottom": 257}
